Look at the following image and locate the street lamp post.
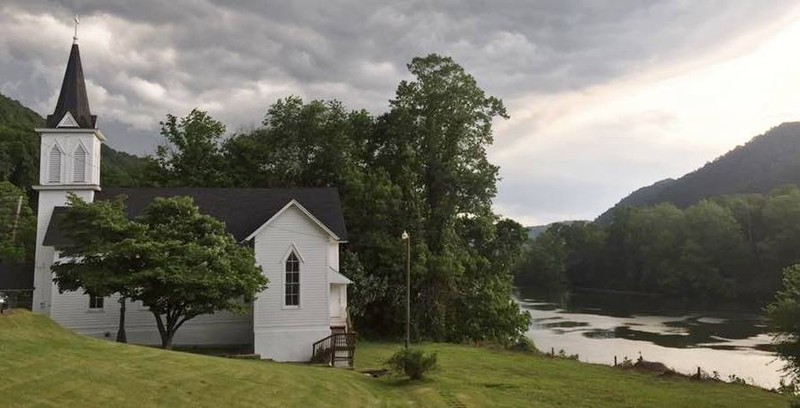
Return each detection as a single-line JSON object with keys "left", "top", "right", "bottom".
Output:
{"left": 401, "top": 231, "right": 410, "bottom": 349}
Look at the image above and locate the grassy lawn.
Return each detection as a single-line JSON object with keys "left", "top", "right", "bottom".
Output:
{"left": 0, "top": 311, "right": 788, "bottom": 407}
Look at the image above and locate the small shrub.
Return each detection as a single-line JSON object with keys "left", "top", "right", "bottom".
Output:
{"left": 727, "top": 374, "right": 747, "bottom": 385}
{"left": 789, "top": 396, "right": 800, "bottom": 408}
{"left": 386, "top": 348, "right": 438, "bottom": 380}
{"left": 618, "top": 356, "right": 634, "bottom": 368}
{"left": 777, "top": 378, "right": 800, "bottom": 395}
{"left": 507, "top": 337, "right": 537, "bottom": 354}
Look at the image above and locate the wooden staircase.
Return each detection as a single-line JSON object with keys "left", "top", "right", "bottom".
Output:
{"left": 311, "top": 332, "right": 357, "bottom": 368}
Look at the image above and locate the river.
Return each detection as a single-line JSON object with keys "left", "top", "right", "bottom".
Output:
{"left": 516, "top": 287, "right": 790, "bottom": 389}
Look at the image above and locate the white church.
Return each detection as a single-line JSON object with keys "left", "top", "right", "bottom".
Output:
{"left": 31, "top": 39, "right": 353, "bottom": 363}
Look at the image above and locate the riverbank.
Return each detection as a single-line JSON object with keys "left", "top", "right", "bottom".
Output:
{"left": 0, "top": 311, "right": 787, "bottom": 407}
{"left": 517, "top": 286, "right": 786, "bottom": 389}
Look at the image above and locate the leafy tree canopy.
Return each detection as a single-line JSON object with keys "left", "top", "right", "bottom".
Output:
{"left": 53, "top": 195, "right": 268, "bottom": 349}
{"left": 156, "top": 109, "right": 228, "bottom": 187}
{"left": 766, "top": 264, "right": 800, "bottom": 378}
{"left": 515, "top": 186, "right": 800, "bottom": 307}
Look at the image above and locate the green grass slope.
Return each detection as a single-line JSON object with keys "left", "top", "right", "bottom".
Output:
{"left": 0, "top": 311, "right": 787, "bottom": 407}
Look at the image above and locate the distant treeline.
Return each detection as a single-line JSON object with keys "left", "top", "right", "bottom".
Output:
{"left": 514, "top": 185, "right": 800, "bottom": 306}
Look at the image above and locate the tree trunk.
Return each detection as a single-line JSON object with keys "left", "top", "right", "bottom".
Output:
{"left": 152, "top": 311, "right": 169, "bottom": 349}
{"left": 116, "top": 297, "right": 127, "bottom": 343}
{"left": 152, "top": 309, "right": 193, "bottom": 350}
{"left": 161, "top": 333, "right": 174, "bottom": 350}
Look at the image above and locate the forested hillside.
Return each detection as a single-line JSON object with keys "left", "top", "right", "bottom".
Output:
{"left": 598, "top": 122, "right": 800, "bottom": 222}
{"left": 0, "top": 94, "right": 43, "bottom": 190}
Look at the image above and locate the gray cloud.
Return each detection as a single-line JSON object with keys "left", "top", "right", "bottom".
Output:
{"left": 1, "top": 1, "right": 797, "bottom": 223}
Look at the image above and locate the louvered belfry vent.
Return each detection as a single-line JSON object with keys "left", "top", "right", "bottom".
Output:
{"left": 73, "top": 145, "right": 87, "bottom": 182}
{"left": 49, "top": 146, "right": 62, "bottom": 183}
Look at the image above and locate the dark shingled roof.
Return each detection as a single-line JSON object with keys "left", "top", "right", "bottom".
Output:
{"left": 45, "top": 44, "right": 96, "bottom": 129}
{"left": 0, "top": 262, "right": 34, "bottom": 290}
{"left": 43, "top": 187, "right": 347, "bottom": 247}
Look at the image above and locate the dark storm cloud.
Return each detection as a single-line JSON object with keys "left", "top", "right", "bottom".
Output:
{"left": 1, "top": 1, "right": 797, "bottom": 222}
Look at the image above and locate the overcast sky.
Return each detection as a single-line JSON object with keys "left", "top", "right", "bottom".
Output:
{"left": 3, "top": 1, "right": 800, "bottom": 225}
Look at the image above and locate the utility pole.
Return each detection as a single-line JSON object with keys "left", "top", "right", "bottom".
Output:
{"left": 402, "top": 231, "right": 410, "bottom": 349}
{"left": 11, "top": 195, "right": 23, "bottom": 243}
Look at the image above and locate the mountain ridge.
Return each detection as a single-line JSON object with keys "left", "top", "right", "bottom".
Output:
{"left": 597, "top": 122, "right": 800, "bottom": 222}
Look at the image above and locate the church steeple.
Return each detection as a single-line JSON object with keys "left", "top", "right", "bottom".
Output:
{"left": 32, "top": 20, "right": 105, "bottom": 317}
{"left": 45, "top": 43, "right": 96, "bottom": 129}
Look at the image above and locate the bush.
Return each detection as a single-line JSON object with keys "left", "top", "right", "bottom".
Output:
{"left": 507, "top": 336, "right": 537, "bottom": 353}
{"left": 386, "top": 348, "right": 438, "bottom": 380}
{"left": 776, "top": 378, "right": 799, "bottom": 395}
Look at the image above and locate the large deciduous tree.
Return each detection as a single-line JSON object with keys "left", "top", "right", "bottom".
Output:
{"left": 766, "top": 264, "right": 800, "bottom": 378}
{"left": 133, "top": 197, "right": 267, "bottom": 349}
{"left": 53, "top": 195, "right": 268, "bottom": 349}
{"left": 156, "top": 109, "right": 228, "bottom": 187}
{"left": 372, "top": 54, "right": 527, "bottom": 341}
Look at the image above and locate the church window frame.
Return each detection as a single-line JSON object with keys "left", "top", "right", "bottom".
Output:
{"left": 73, "top": 143, "right": 88, "bottom": 183}
{"left": 284, "top": 250, "right": 301, "bottom": 308}
{"left": 88, "top": 294, "right": 104, "bottom": 310}
{"left": 48, "top": 144, "right": 63, "bottom": 183}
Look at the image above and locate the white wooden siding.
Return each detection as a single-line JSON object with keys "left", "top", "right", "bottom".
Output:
{"left": 32, "top": 190, "right": 94, "bottom": 314}
{"left": 330, "top": 284, "right": 348, "bottom": 327}
{"left": 50, "top": 289, "right": 252, "bottom": 345}
{"left": 37, "top": 131, "right": 101, "bottom": 187}
{"left": 328, "top": 241, "right": 339, "bottom": 271}
{"left": 253, "top": 205, "right": 330, "bottom": 329}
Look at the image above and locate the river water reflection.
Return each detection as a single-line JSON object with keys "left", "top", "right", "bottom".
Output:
{"left": 516, "top": 287, "right": 789, "bottom": 389}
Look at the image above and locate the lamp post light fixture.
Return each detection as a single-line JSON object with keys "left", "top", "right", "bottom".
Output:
{"left": 401, "top": 230, "right": 410, "bottom": 349}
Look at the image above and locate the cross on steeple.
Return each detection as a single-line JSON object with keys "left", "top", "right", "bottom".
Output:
{"left": 73, "top": 15, "right": 79, "bottom": 44}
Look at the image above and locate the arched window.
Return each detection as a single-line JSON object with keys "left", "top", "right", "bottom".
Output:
{"left": 48, "top": 145, "right": 62, "bottom": 183}
{"left": 73, "top": 145, "right": 87, "bottom": 183}
{"left": 285, "top": 252, "right": 300, "bottom": 306}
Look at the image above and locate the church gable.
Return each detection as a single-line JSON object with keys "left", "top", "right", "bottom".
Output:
{"left": 244, "top": 200, "right": 341, "bottom": 242}
{"left": 56, "top": 111, "right": 80, "bottom": 128}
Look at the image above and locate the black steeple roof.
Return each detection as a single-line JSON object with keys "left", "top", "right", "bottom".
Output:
{"left": 45, "top": 43, "right": 96, "bottom": 129}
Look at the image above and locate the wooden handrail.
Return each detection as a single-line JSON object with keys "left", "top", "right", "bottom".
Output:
{"left": 312, "top": 332, "right": 357, "bottom": 367}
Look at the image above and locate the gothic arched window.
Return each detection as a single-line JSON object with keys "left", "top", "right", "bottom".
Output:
{"left": 285, "top": 252, "right": 300, "bottom": 306}
{"left": 48, "top": 145, "right": 62, "bottom": 183}
{"left": 73, "top": 144, "right": 87, "bottom": 183}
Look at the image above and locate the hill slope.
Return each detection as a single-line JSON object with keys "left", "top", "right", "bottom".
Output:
{"left": 0, "top": 94, "right": 45, "bottom": 189}
{"left": 598, "top": 122, "right": 800, "bottom": 222}
{"left": 0, "top": 311, "right": 786, "bottom": 407}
